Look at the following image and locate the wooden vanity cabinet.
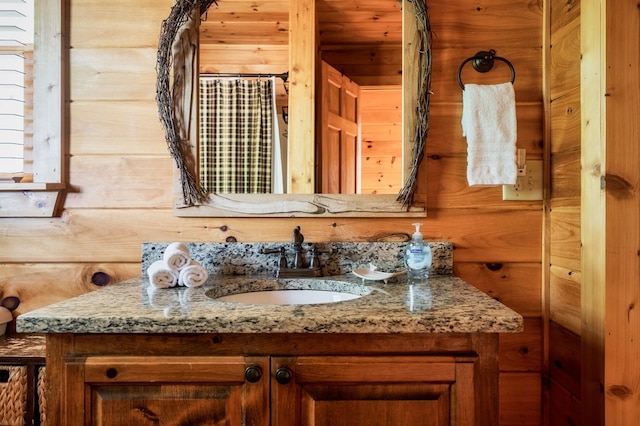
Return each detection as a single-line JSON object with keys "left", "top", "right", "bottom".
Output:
{"left": 272, "top": 356, "right": 477, "bottom": 426}
{"left": 63, "top": 355, "right": 269, "bottom": 425}
{"left": 47, "top": 333, "right": 497, "bottom": 425}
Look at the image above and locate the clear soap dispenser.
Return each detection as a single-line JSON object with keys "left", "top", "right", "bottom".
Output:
{"left": 404, "top": 222, "right": 432, "bottom": 280}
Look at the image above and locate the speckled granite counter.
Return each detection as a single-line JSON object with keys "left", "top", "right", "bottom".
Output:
{"left": 17, "top": 274, "right": 522, "bottom": 334}
{"left": 17, "top": 241, "right": 522, "bottom": 335}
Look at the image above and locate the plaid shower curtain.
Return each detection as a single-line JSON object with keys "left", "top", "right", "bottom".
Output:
{"left": 199, "top": 78, "right": 274, "bottom": 193}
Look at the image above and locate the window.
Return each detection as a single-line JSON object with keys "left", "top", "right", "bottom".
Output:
{"left": 0, "top": 0, "right": 33, "bottom": 176}
{"left": 0, "top": 0, "right": 65, "bottom": 217}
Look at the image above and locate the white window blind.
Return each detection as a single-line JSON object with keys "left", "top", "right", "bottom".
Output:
{"left": 0, "top": 0, "right": 33, "bottom": 175}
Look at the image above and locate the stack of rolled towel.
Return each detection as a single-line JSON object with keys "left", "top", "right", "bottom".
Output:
{"left": 147, "top": 242, "right": 209, "bottom": 288}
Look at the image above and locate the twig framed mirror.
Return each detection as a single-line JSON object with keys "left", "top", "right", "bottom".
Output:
{"left": 156, "top": 0, "right": 431, "bottom": 217}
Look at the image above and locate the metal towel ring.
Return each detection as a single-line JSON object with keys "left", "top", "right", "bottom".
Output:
{"left": 457, "top": 49, "right": 516, "bottom": 90}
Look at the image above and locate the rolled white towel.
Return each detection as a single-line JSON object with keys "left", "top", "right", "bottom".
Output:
{"left": 178, "top": 260, "right": 209, "bottom": 288}
{"left": 147, "top": 260, "right": 179, "bottom": 288}
{"left": 163, "top": 242, "right": 191, "bottom": 270}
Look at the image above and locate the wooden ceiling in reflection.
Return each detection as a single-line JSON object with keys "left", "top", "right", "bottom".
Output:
{"left": 317, "top": 0, "right": 403, "bottom": 49}
{"left": 199, "top": 0, "right": 403, "bottom": 86}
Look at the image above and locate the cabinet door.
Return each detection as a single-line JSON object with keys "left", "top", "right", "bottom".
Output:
{"left": 271, "top": 355, "right": 477, "bottom": 426}
{"left": 63, "top": 355, "right": 269, "bottom": 426}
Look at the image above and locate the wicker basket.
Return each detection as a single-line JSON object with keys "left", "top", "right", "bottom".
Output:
{"left": 0, "top": 365, "right": 27, "bottom": 426}
{"left": 36, "top": 366, "right": 46, "bottom": 426}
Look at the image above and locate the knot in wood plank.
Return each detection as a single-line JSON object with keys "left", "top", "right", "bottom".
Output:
{"left": 607, "top": 385, "right": 633, "bottom": 400}
{"left": 604, "top": 174, "right": 635, "bottom": 199}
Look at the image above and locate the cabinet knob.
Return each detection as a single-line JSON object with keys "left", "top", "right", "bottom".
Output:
{"left": 275, "top": 367, "right": 292, "bottom": 385}
{"left": 244, "top": 366, "right": 262, "bottom": 383}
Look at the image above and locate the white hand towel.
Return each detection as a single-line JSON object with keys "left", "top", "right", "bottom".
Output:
{"left": 147, "top": 260, "right": 179, "bottom": 288}
{"left": 461, "top": 83, "right": 517, "bottom": 186}
{"left": 163, "top": 242, "right": 191, "bottom": 270}
{"left": 178, "top": 260, "right": 209, "bottom": 288}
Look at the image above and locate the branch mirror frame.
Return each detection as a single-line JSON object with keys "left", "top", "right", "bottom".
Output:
{"left": 156, "top": 0, "right": 431, "bottom": 217}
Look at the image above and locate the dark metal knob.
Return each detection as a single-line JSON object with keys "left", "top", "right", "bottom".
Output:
{"left": 275, "top": 367, "right": 292, "bottom": 385}
{"left": 245, "top": 366, "right": 262, "bottom": 383}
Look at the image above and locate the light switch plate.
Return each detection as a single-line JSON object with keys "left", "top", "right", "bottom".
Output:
{"left": 502, "top": 160, "right": 543, "bottom": 201}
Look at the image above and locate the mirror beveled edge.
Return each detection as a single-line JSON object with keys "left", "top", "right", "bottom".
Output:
{"left": 157, "top": 0, "right": 431, "bottom": 218}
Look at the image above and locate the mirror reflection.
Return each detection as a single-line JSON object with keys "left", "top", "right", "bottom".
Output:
{"left": 197, "top": 0, "right": 403, "bottom": 195}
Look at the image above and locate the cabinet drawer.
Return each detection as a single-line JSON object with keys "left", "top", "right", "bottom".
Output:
{"left": 0, "top": 365, "right": 27, "bottom": 426}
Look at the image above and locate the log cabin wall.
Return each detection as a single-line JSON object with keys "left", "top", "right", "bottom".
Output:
{"left": 580, "top": 1, "right": 640, "bottom": 424}
{"left": 547, "top": 0, "right": 582, "bottom": 424}
{"left": 545, "top": 1, "right": 640, "bottom": 423}
{"left": 0, "top": 0, "right": 544, "bottom": 424}
{"left": 429, "top": 2, "right": 544, "bottom": 424}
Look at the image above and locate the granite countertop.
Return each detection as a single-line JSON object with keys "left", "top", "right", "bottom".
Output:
{"left": 16, "top": 274, "right": 523, "bottom": 334}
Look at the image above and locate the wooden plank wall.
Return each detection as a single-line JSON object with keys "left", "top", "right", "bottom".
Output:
{"left": 547, "top": 1, "right": 582, "bottom": 424}
{"left": 360, "top": 87, "right": 403, "bottom": 195}
{"left": 0, "top": 1, "right": 544, "bottom": 423}
{"left": 430, "top": 2, "right": 544, "bottom": 421}
{"left": 582, "top": 1, "right": 640, "bottom": 424}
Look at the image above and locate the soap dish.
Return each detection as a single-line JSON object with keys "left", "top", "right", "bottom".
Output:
{"left": 352, "top": 264, "right": 406, "bottom": 283}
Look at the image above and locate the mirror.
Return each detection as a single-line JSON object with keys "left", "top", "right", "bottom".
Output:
{"left": 157, "top": 0, "right": 431, "bottom": 216}
{"left": 198, "top": 1, "right": 401, "bottom": 196}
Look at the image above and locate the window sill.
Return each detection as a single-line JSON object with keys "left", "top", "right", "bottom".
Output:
{"left": 0, "top": 185, "right": 65, "bottom": 217}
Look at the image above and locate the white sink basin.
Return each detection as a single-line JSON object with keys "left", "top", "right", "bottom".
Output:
{"left": 216, "top": 289, "right": 363, "bottom": 305}
{"left": 206, "top": 278, "right": 371, "bottom": 305}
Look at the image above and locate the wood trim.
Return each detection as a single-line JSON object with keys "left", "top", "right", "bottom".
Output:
{"left": 46, "top": 334, "right": 74, "bottom": 426}
{"left": 541, "top": 1, "right": 552, "bottom": 424}
{"left": 580, "top": 0, "right": 605, "bottom": 423}
{"left": 0, "top": 0, "right": 67, "bottom": 217}
{"left": 33, "top": 0, "right": 65, "bottom": 185}
{"left": 288, "top": 0, "right": 315, "bottom": 194}
{"left": 472, "top": 334, "right": 499, "bottom": 426}
{"left": 0, "top": 190, "right": 64, "bottom": 217}
{"left": 456, "top": 360, "right": 476, "bottom": 425}
{"left": 601, "top": 1, "right": 640, "bottom": 423}
{"left": 174, "top": 193, "right": 426, "bottom": 217}
{"left": 0, "top": 183, "right": 65, "bottom": 191}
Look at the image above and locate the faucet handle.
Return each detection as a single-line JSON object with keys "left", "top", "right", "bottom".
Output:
{"left": 309, "top": 248, "right": 320, "bottom": 269}
{"left": 262, "top": 246, "right": 288, "bottom": 268}
{"left": 308, "top": 247, "right": 332, "bottom": 269}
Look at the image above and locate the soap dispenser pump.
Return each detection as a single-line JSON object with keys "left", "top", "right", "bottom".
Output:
{"left": 404, "top": 222, "right": 432, "bottom": 280}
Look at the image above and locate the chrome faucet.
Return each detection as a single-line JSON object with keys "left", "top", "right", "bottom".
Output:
{"left": 262, "top": 226, "right": 331, "bottom": 278}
